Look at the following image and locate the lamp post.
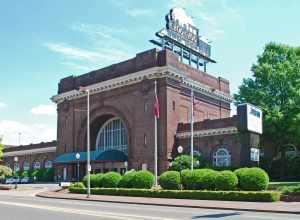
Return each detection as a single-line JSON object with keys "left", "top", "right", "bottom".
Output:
{"left": 75, "top": 153, "right": 81, "bottom": 182}
{"left": 14, "top": 156, "right": 18, "bottom": 189}
{"left": 77, "top": 86, "right": 91, "bottom": 198}
{"left": 124, "top": 161, "right": 128, "bottom": 173}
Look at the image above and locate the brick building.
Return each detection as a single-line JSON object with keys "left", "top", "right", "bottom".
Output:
{"left": 50, "top": 48, "right": 261, "bottom": 181}
{"left": 3, "top": 141, "right": 56, "bottom": 173}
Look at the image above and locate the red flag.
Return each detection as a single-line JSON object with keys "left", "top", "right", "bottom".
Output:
{"left": 154, "top": 93, "right": 160, "bottom": 118}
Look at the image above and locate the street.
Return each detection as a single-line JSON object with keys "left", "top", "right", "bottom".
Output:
{"left": 0, "top": 187, "right": 299, "bottom": 220}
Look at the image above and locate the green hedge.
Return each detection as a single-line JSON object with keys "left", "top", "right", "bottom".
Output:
{"left": 118, "top": 171, "right": 136, "bottom": 188}
{"left": 159, "top": 171, "right": 181, "bottom": 190}
{"left": 215, "top": 171, "right": 238, "bottom": 191}
{"left": 279, "top": 184, "right": 300, "bottom": 195}
{"left": 131, "top": 171, "right": 154, "bottom": 189}
{"left": 69, "top": 187, "right": 280, "bottom": 202}
{"left": 238, "top": 168, "right": 269, "bottom": 191}
{"left": 102, "top": 172, "right": 122, "bottom": 188}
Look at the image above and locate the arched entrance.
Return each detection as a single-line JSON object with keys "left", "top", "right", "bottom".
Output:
{"left": 92, "top": 116, "right": 128, "bottom": 174}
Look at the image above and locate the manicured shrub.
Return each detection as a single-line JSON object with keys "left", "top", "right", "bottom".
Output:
{"left": 118, "top": 171, "right": 136, "bottom": 188}
{"left": 102, "top": 172, "right": 122, "bottom": 188}
{"left": 239, "top": 168, "right": 269, "bottom": 191}
{"left": 159, "top": 171, "right": 181, "bottom": 190}
{"left": 181, "top": 169, "right": 218, "bottom": 190}
{"left": 131, "top": 171, "right": 154, "bottom": 189}
{"left": 199, "top": 169, "right": 219, "bottom": 190}
{"left": 215, "top": 170, "right": 238, "bottom": 191}
{"left": 68, "top": 187, "right": 281, "bottom": 202}
{"left": 71, "top": 182, "right": 85, "bottom": 188}
{"left": 82, "top": 174, "right": 99, "bottom": 188}
{"left": 94, "top": 173, "right": 104, "bottom": 187}
{"left": 234, "top": 168, "right": 249, "bottom": 179}
{"left": 181, "top": 169, "right": 196, "bottom": 190}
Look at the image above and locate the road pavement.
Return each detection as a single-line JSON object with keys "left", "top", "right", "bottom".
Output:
{"left": 0, "top": 186, "right": 299, "bottom": 220}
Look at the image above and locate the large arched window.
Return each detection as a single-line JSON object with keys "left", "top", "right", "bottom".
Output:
{"left": 213, "top": 148, "right": 231, "bottom": 167}
{"left": 96, "top": 117, "right": 128, "bottom": 154}
{"left": 23, "top": 161, "right": 30, "bottom": 171}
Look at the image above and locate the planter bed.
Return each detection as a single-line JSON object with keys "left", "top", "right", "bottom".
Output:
{"left": 69, "top": 187, "right": 280, "bottom": 202}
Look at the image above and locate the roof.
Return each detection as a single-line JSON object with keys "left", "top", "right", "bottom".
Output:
{"left": 3, "top": 140, "right": 57, "bottom": 153}
{"left": 177, "top": 116, "right": 238, "bottom": 133}
{"left": 54, "top": 150, "right": 128, "bottom": 164}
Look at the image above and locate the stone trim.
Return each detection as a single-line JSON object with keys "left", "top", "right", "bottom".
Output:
{"left": 51, "top": 66, "right": 233, "bottom": 104}
{"left": 176, "top": 126, "right": 238, "bottom": 139}
{"left": 3, "top": 146, "right": 57, "bottom": 157}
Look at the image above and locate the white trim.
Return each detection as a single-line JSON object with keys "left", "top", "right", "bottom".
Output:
{"left": 51, "top": 66, "right": 233, "bottom": 104}
{"left": 3, "top": 146, "right": 56, "bottom": 157}
{"left": 176, "top": 126, "right": 238, "bottom": 139}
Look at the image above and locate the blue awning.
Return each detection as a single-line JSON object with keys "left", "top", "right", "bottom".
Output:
{"left": 54, "top": 150, "right": 128, "bottom": 164}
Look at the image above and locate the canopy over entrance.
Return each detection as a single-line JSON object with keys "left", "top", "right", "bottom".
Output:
{"left": 54, "top": 149, "right": 128, "bottom": 164}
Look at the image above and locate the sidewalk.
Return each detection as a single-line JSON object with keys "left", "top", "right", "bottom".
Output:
{"left": 37, "top": 189, "right": 300, "bottom": 215}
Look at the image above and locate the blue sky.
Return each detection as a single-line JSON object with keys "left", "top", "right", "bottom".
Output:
{"left": 0, "top": 0, "right": 299, "bottom": 145}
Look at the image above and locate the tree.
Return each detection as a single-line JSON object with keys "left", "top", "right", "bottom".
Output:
{"left": 0, "top": 137, "right": 3, "bottom": 160}
{"left": 169, "top": 154, "right": 207, "bottom": 171}
{"left": 234, "top": 43, "right": 300, "bottom": 178}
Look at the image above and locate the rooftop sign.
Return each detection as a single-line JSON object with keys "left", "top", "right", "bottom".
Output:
{"left": 150, "top": 8, "right": 215, "bottom": 71}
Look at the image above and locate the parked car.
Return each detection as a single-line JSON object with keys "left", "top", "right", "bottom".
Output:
{"left": 5, "top": 177, "right": 21, "bottom": 184}
{"left": 20, "top": 177, "right": 33, "bottom": 184}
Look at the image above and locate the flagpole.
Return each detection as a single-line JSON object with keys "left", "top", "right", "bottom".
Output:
{"left": 154, "top": 80, "right": 158, "bottom": 187}
{"left": 190, "top": 88, "right": 194, "bottom": 171}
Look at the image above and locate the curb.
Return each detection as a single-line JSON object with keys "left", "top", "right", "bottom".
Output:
{"left": 36, "top": 192, "right": 300, "bottom": 215}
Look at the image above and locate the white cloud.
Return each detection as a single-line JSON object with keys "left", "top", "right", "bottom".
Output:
{"left": 0, "top": 102, "right": 5, "bottom": 108}
{"left": 0, "top": 120, "right": 56, "bottom": 145}
{"left": 45, "top": 23, "right": 134, "bottom": 72}
{"left": 45, "top": 43, "right": 102, "bottom": 62}
{"left": 31, "top": 104, "right": 56, "bottom": 116}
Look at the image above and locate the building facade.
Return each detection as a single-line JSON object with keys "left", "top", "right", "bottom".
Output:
{"left": 3, "top": 141, "right": 56, "bottom": 173}
{"left": 51, "top": 48, "right": 246, "bottom": 181}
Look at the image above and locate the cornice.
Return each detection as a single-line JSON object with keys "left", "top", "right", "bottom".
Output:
{"left": 51, "top": 66, "right": 233, "bottom": 104}
{"left": 176, "top": 126, "right": 238, "bottom": 139}
{"left": 3, "top": 146, "right": 57, "bottom": 157}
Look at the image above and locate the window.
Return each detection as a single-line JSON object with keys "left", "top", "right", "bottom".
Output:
{"left": 45, "top": 160, "right": 53, "bottom": 168}
{"left": 23, "top": 161, "right": 30, "bottom": 171}
{"left": 96, "top": 117, "right": 128, "bottom": 154}
{"left": 33, "top": 161, "right": 41, "bottom": 169}
{"left": 193, "top": 150, "right": 202, "bottom": 157}
{"left": 172, "top": 101, "right": 176, "bottom": 111}
{"left": 285, "top": 145, "right": 298, "bottom": 157}
{"left": 213, "top": 148, "right": 231, "bottom": 167}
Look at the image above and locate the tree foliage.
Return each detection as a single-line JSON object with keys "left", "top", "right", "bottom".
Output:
{"left": 234, "top": 43, "right": 300, "bottom": 150}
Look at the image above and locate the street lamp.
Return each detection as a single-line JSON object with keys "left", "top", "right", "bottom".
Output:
{"left": 124, "top": 161, "right": 128, "bottom": 173}
{"left": 177, "top": 146, "right": 183, "bottom": 154}
{"left": 14, "top": 156, "right": 18, "bottom": 189}
{"left": 75, "top": 153, "right": 81, "bottom": 182}
{"left": 77, "top": 86, "right": 91, "bottom": 198}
